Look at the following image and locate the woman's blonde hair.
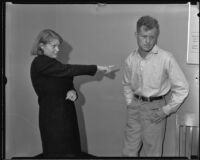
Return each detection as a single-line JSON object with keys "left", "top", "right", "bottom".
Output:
{"left": 31, "top": 29, "right": 63, "bottom": 55}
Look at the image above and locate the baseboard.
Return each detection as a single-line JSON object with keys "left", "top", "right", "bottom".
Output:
{"left": 12, "top": 152, "right": 97, "bottom": 159}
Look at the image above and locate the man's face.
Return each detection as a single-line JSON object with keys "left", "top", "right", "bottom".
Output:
{"left": 136, "top": 25, "right": 158, "bottom": 53}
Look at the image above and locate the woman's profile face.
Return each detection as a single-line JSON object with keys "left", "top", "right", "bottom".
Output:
{"left": 40, "top": 39, "right": 60, "bottom": 58}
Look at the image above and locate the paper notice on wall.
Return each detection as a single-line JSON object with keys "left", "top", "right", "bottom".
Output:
{"left": 187, "top": 3, "right": 199, "bottom": 64}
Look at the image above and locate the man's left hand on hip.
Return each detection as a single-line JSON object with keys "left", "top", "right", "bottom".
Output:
{"left": 150, "top": 108, "right": 167, "bottom": 123}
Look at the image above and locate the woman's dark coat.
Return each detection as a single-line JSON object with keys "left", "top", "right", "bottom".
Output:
{"left": 30, "top": 55, "right": 97, "bottom": 157}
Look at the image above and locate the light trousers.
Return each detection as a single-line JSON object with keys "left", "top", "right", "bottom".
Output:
{"left": 122, "top": 97, "right": 167, "bottom": 157}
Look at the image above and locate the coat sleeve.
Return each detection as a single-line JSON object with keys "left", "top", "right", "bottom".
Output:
{"left": 33, "top": 55, "right": 97, "bottom": 77}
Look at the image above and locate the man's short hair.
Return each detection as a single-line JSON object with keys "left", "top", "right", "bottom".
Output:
{"left": 137, "top": 16, "right": 160, "bottom": 34}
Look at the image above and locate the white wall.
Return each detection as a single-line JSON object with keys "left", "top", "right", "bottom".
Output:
{"left": 6, "top": 4, "right": 199, "bottom": 158}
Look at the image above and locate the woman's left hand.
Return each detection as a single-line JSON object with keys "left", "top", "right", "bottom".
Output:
{"left": 66, "top": 90, "right": 78, "bottom": 102}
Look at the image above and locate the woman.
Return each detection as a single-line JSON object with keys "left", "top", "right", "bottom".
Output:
{"left": 30, "top": 29, "right": 112, "bottom": 158}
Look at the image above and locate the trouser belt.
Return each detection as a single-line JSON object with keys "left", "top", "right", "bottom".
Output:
{"left": 134, "top": 94, "right": 164, "bottom": 102}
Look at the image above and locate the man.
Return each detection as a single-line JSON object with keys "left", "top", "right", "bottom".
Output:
{"left": 122, "top": 15, "right": 189, "bottom": 157}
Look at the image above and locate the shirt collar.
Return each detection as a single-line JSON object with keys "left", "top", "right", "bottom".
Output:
{"left": 151, "top": 45, "right": 159, "bottom": 54}
{"left": 136, "top": 45, "right": 159, "bottom": 59}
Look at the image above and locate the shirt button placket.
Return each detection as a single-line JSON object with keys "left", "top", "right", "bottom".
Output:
{"left": 140, "top": 60, "right": 145, "bottom": 93}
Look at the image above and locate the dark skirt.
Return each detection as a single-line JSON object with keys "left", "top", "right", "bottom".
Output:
{"left": 38, "top": 96, "right": 81, "bottom": 157}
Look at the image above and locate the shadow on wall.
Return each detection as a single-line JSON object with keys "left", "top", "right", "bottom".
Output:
{"left": 56, "top": 39, "right": 119, "bottom": 154}
{"left": 74, "top": 70, "right": 120, "bottom": 153}
{"left": 56, "top": 40, "right": 72, "bottom": 64}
